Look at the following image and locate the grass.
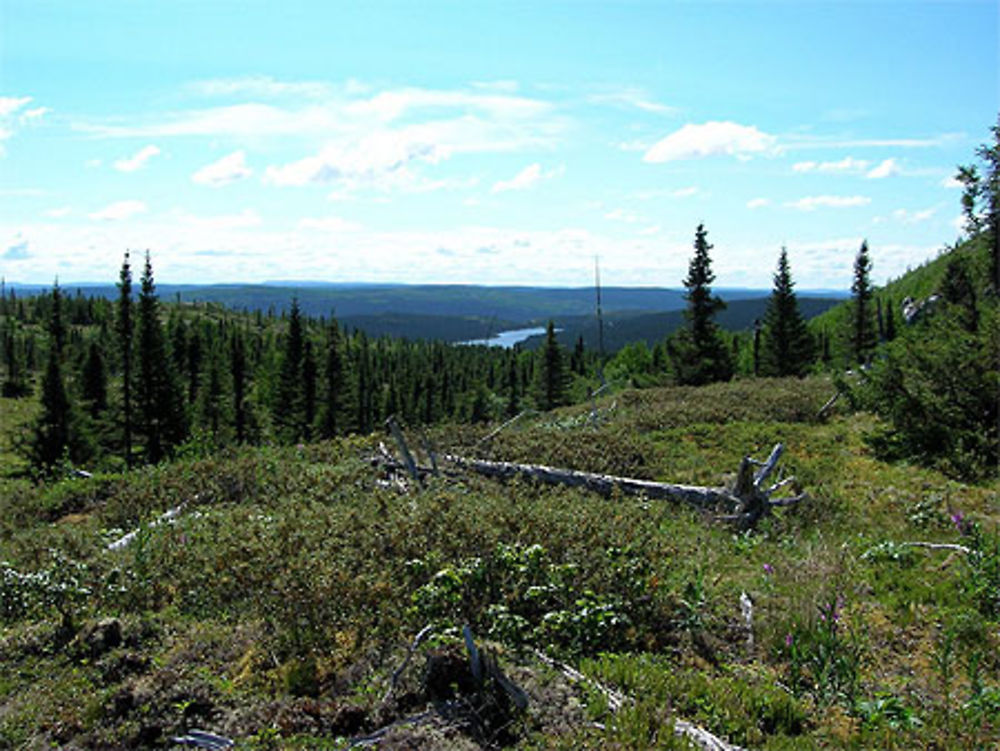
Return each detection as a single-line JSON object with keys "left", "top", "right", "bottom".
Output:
{"left": 1, "top": 375, "right": 999, "bottom": 749}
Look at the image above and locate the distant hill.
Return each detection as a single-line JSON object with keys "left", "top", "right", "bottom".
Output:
{"left": 808, "top": 233, "right": 992, "bottom": 359}
{"left": 520, "top": 296, "right": 844, "bottom": 351}
{"left": 2, "top": 281, "right": 847, "bottom": 347}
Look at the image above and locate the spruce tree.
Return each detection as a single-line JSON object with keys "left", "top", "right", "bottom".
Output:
{"left": 49, "top": 280, "right": 66, "bottom": 358}
{"left": 31, "top": 348, "right": 73, "bottom": 469}
{"left": 759, "top": 247, "right": 814, "bottom": 377}
{"left": 850, "top": 241, "right": 877, "bottom": 366}
{"left": 274, "top": 298, "right": 306, "bottom": 441}
{"left": 318, "top": 319, "right": 345, "bottom": 439}
{"left": 135, "top": 251, "right": 187, "bottom": 462}
{"left": 230, "top": 329, "right": 248, "bottom": 443}
{"left": 534, "top": 320, "right": 569, "bottom": 410}
{"left": 669, "top": 224, "right": 733, "bottom": 385}
{"left": 302, "top": 339, "right": 317, "bottom": 438}
{"left": 116, "top": 251, "right": 134, "bottom": 465}
{"left": 80, "top": 339, "right": 108, "bottom": 417}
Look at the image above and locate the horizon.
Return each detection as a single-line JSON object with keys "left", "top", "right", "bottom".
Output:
{"left": 1, "top": 1, "right": 995, "bottom": 289}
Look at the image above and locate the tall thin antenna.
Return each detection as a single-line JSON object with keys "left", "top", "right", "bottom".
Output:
{"left": 595, "top": 255, "right": 606, "bottom": 384}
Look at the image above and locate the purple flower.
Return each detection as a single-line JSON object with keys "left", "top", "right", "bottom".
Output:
{"left": 785, "top": 633, "right": 794, "bottom": 647}
{"left": 763, "top": 563, "right": 774, "bottom": 575}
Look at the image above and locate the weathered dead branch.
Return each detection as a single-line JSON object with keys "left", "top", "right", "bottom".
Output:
{"left": 533, "top": 650, "right": 746, "bottom": 751}
{"left": 371, "top": 442, "right": 804, "bottom": 529}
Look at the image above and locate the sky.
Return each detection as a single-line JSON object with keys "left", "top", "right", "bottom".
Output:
{"left": 0, "top": 1, "right": 997, "bottom": 290}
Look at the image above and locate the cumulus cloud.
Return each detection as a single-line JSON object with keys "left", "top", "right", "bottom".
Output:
{"left": 298, "top": 216, "right": 362, "bottom": 232}
{"left": 114, "top": 145, "right": 161, "bottom": 172}
{"left": 588, "top": 86, "right": 676, "bottom": 115}
{"left": 491, "top": 163, "right": 562, "bottom": 193}
{"left": 20, "top": 107, "right": 49, "bottom": 123}
{"left": 0, "top": 96, "right": 35, "bottom": 155}
{"left": 4, "top": 236, "right": 29, "bottom": 260}
{"left": 266, "top": 135, "right": 440, "bottom": 187}
{"left": 785, "top": 195, "right": 871, "bottom": 211}
{"left": 44, "top": 207, "right": 72, "bottom": 218}
{"left": 177, "top": 209, "right": 261, "bottom": 230}
{"left": 603, "top": 208, "right": 643, "bottom": 224}
{"left": 0, "top": 97, "right": 32, "bottom": 118}
{"left": 792, "top": 157, "right": 869, "bottom": 174}
{"left": 892, "top": 207, "right": 937, "bottom": 224}
{"left": 192, "top": 150, "right": 252, "bottom": 186}
{"left": 746, "top": 197, "right": 770, "bottom": 209}
{"left": 89, "top": 200, "right": 148, "bottom": 221}
{"left": 643, "top": 121, "right": 777, "bottom": 163}
{"left": 866, "top": 158, "right": 901, "bottom": 179}
{"left": 940, "top": 175, "right": 962, "bottom": 189}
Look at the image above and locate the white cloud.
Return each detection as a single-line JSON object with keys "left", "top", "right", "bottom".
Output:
{"left": 0, "top": 97, "right": 31, "bottom": 118}
{"left": 670, "top": 186, "right": 700, "bottom": 198}
{"left": 638, "top": 225, "right": 662, "bottom": 236}
{"left": 44, "top": 206, "right": 72, "bottom": 218}
{"left": 190, "top": 76, "right": 336, "bottom": 99}
{"left": 617, "top": 139, "right": 651, "bottom": 152}
{"left": 192, "top": 150, "right": 252, "bottom": 186}
{"left": 267, "top": 135, "right": 440, "bottom": 187}
{"left": 20, "top": 107, "right": 49, "bottom": 123}
{"left": 940, "top": 175, "right": 962, "bottom": 189}
{"left": 951, "top": 214, "right": 966, "bottom": 234}
{"left": 89, "top": 200, "right": 148, "bottom": 221}
{"left": 643, "top": 121, "right": 777, "bottom": 162}
{"left": 114, "top": 145, "right": 161, "bottom": 172}
{"left": 588, "top": 87, "right": 676, "bottom": 115}
{"left": 0, "top": 96, "right": 34, "bottom": 155}
{"left": 784, "top": 133, "right": 962, "bottom": 150}
{"left": 785, "top": 195, "right": 871, "bottom": 211}
{"left": 298, "top": 216, "right": 362, "bottom": 232}
{"left": 792, "top": 156, "right": 869, "bottom": 173}
{"left": 603, "top": 208, "right": 643, "bottom": 224}
{"left": 746, "top": 197, "right": 770, "bottom": 209}
{"left": 471, "top": 80, "right": 520, "bottom": 93}
{"left": 491, "top": 163, "right": 562, "bottom": 193}
{"left": 892, "top": 207, "right": 937, "bottom": 224}
{"left": 866, "top": 158, "right": 901, "bottom": 179}
{"left": 177, "top": 209, "right": 261, "bottom": 230}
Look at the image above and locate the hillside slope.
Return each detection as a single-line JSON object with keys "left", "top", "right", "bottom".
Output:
{"left": 2, "top": 376, "right": 999, "bottom": 749}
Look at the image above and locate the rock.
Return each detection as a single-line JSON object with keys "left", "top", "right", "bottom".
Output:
{"left": 72, "top": 617, "right": 123, "bottom": 659}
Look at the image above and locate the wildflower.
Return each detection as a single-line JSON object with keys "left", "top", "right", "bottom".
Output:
{"left": 763, "top": 563, "right": 774, "bottom": 575}
{"left": 785, "top": 633, "right": 794, "bottom": 647}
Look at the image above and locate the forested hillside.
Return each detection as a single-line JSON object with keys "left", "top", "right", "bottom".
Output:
{"left": 0, "top": 123, "right": 997, "bottom": 750}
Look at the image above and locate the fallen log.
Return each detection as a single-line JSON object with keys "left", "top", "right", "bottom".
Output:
{"left": 442, "top": 454, "right": 742, "bottom": 510}
{"left": 372, "top": 443, "right": 804, "bottom": 529}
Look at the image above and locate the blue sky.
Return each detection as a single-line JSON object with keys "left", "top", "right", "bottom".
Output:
{"left": 1, "top": 0, "right": 996, "bottom": 288}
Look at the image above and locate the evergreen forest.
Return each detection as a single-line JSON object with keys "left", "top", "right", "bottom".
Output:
{"left": 0, "top": 121, "right": 997, "bottom": 749}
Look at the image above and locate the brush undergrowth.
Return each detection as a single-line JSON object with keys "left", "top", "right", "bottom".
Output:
{"left": 2, "top": 375, "right": 999, "bottom": 748}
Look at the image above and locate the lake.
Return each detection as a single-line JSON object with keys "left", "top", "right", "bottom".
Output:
{"left": 458, "top": 326, "right": 554, "bottom": 348}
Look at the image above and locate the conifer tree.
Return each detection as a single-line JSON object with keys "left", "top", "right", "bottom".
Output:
{"left": 196, "top": 338, "right": 230, "bottom": 443}
{"left": 31, "top": 304, "right": 91, "bottom": 470}
{"left": 534, "top": 320, "right": 569, "bottom": 410}
{"left": 230, "top": 329, "right": 248, "bottom": 443}
{"left": 274, "top": 298, "right": 306, "bottom": 442}
{"left": 318, "top": 319, "right": 345, "bottom": 439}
{"left": 850, "top": 241, "right": 877, "bottom": 366}
{"left": 302, "top": 339, "right": 317, "bottom": 438}
{"left": 505, "top": 352, "right": 520, "bottom": 417}
{"left": 1, "top": 322, "right": 30, "bottom": 397}
{"left": 80, "top": 339, "right": 108, "bottom": 418}
{"left": 669, "top": 224, "right": 733, "bottom": 385}
{"left": 135, "top": 251, "right": 187, "bottom": 462}
{"left": 49, "top": 280, "right": 66, "bottom": 358}
{"left": 116, "top": 251, "right": 134, "bottom": 465}
{"left": 759, "top": 247, "right": 814, "bottom": 377}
